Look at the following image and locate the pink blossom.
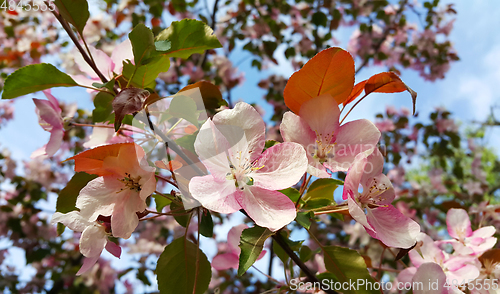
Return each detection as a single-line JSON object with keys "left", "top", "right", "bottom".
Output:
{"left": 51, "top": 211, "right": 121, "bottom": 275}
{"left": 429, "top": 168, "right": 448, "bottom": 193}
{"left": 180, "top": 61, "right": 205, "bottom": 81}
{"left": 189, "top": 102, "right": 308, "bottom": 231}
{"left": 342, "top": 149, "right": 420, "bottom": 248}
{"left": 0, "top": 100, "right": 14, "bottom": 126}
{"left": 31, "top": 90, "right": 64, "bottom": 158}
{"left": 442, "top": 208, "right": 496, "bottom": 256}
{"left": 72, "top": 39, "right": 133, "bottom": 88}
{"left": 281, "top": 94, "right": 381, "bottom": 178}
{"left": 212, "top": 224, "right": 266, "bottom": 270}
{"left": 375, "top": 119, "right": 396, "bottom": 132}
{"left": 399, "top": 233, "right": 481, "bottom": 292}
{"left": 75, "top": 144, "right": 156, "bottom": 238}
{"left": 436, "top": 118, "right": 458, "bottom": 133}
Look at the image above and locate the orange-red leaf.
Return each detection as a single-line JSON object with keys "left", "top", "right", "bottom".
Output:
{"left": 65, "top": 143, "right": 136, "bottom": 176}
{"left": 284, "top": 47, "right": 355, "bottom": 113}
{"left": 364, "top": 72, "right": 417, "bottom": 114}
{"left": 343, "top": 80, "right": 367, "bottom": 106}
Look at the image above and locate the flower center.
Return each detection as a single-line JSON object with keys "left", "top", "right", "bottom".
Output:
{"left": 358, "top": 177, "right": 390, "bottom": 205}
{"left": 313, "top": 131, "right": 335, "bottom": 163}
{"left": 225, "top": 152, "right": 263, "bottom": 190}
{"left": 118, "top": 173, "right": 142, "bottom": 192}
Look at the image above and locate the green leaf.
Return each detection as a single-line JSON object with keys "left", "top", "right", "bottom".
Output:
{"left": 303, "top": 178, "right": 343, "bottom": 203}
{"left": 199, "top": 210, "right": 213, "bottom": 238}
{"left": 92, "top": 78, "right": 116, "bottom": 92}
{"left": 175, "top": 132, "right": 198, "bottom": 154}
{"left": 92, "top": 91, "right": 114, "bottom": 123}
{"left": 299, "top": 245, "right": 315, "bottom": 262}
{"left": 323, "top": 246, "right": 379, "bottom": 294}
{"left": 296, "top": 211, "right": 312, "bottom": 230}
{"left": 279, "top": 187, "right": 300, "bottom": 203}
{"left": 272, "top": 231, "right": 303, "bottom": 265}
{"left": 2, "top": 63, "right": 78, "bottom": 99}
{"left": 122, "top": 56, "right": 170, "bottom": 89}
{"left": 312, "top": 11, "right": 328, "bottom": 27}
{"left": 156, "top": 19, "right": 222, "bottom": 59}
{"left": 238, "top": 226, "right": 274, "bottom": 276}
{"left": 54, "top": 0, "right": 89, "bottom": 34}
{"left": 153, "top": 194, "right": 171, "bottom": 212}
{"left": 171, "top": 201, "right": 189, "bottom": 227}
{"left": 168, "top": 95, "right": 200, "bottom": 127}
{"left": 155, "top": 40, "right": 172, "bottom": 52}
{"left": 264, "top": 140, "right": 279, "bottom": 150}
{"left": 56, "top": 172, "right": 97, "bottom": 213}
{"left": 129, "top": 24, "right": 156, "bottom": 65}
{"left": 156, "top": 238, "right": 211, "bottom": 294}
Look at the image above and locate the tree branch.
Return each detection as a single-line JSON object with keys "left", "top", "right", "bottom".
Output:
{"left": 49, "top": 8, "right": 109, "bottom": 84}
{"left": 272, "top": 232, "right": 338, "bottom": 294}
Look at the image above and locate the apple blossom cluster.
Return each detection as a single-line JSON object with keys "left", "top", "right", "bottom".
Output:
{"left": 398, "top": 208, "right": 497, "bottom": 293}
{"left": 51, "top": 143, "right": 156, "bottom": 274}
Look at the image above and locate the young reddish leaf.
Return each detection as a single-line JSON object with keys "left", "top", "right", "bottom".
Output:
{"left": 112, "top": 88, "right": 150, "bottom": 131}
{"left": 343, "top": 80, "right": 367, "bottom": 106}
{"left": 284, "top": 47, "right": 354, "bottom": 113}
{"left": 179, "top": 81, "right": 227, "bottom": 110}
{"left": 65, "top": 143, "right": 136, "bottom": 176}
{"left": 364, "top": 72, "right": 417, "bottom": 115}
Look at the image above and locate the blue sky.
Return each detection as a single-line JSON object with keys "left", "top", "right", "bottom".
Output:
{"left": 1, "top": 0, "right": 499, "bottom": 290}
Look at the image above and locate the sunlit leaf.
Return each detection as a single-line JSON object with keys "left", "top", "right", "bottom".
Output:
{"left": 54, "top": 0, "right": 89, "bottom": 34}
{"left": 155, "top": 19, "right": 222, "bottom": 59}
{"left": 65, "top": 143, "right": 135, "bottom": 176}
{"left": 323, "top": 246, "right": 378, "bottom": 294}
{"left": 284, "top": 47, "right": 354, "bottom": 113}
{"left": 2, "top": 64, "right": 78, "bottom": 99}
{"left": 364, "top": 72, "right": 417, "bottom": 115}
{"left": 238, "top": 226, "right": 273, "bottom": 276}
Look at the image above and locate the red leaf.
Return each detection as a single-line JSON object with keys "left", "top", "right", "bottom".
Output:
{"left": 364, "top": 72, "right": 417, "bottom": 115}
{"left": 65, "top": 143, "right": 136, "bottom": 176}
{"left": 343, "top": 80, "right": 367, "bottom": 106}
{"left": 284, "top": 47, "right": 355, "bottom": 113}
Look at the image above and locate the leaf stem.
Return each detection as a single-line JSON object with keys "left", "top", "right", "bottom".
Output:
{"left": 296, "top": 174, "right": 312, "bottom": 208}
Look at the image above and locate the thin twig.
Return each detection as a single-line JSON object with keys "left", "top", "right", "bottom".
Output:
{"left": 48, "top": 7, "right": 108, "bottom": 83}
{"left": 155, "top": 175, "right": 179, "bottom": 189}
{"left": 252, "top": 265, "right": 281, "bottom": 284}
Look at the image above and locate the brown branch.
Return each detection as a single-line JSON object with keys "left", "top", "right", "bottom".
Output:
{"left": 49, "top": 8, "right": 109, "bottom": 84}
{"left": 272, "top": 232, "right": 338, "bottom": 294}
